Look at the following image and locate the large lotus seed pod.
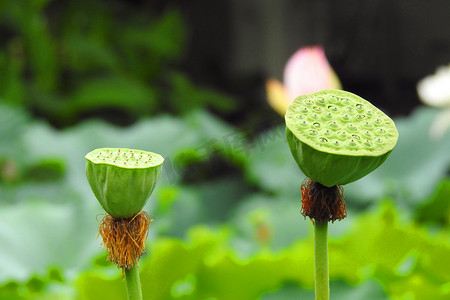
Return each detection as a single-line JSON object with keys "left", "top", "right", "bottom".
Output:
{"left": 85, "top": 148, "right": 164, "bottom": 218}
{"left": 285, "top": 89, "right": 398, "bottom": 187}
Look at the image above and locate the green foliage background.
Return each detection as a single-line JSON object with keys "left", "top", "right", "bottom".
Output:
{"left": 0, "top": 1, "right": 449, "bottom": 300}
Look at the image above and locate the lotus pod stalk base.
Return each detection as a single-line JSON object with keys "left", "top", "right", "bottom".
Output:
{"left": 301, "top": 178, "right": 346, "bottom": 223}
{"left": 98, "top": 211, "right": 152, "bottom": 270}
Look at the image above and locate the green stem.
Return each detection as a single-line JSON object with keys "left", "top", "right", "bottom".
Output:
{"left": 314, "top": 221, "right": 329, "bottom": 300}
{"left": 125, "top": 265, "right": 143, "bottom": 300}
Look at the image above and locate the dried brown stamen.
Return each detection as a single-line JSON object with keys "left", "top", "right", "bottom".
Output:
{"left": 98, "top": 211, "right": 152, "bottom": 269}
{"left": 300, "top": 178, "right": 346, "bottom": 223}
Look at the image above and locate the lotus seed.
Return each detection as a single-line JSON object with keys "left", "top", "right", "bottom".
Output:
{"left": 340, "top": 98, "right": 352, "bottom": 106}
{"left": 364, "top": 140, "right": 373, "bottom": 147}
{"left": 347, "top": 139, "right": 358, "bottom": 147}
{"left": 345, "top": 107, "right": 355, "bottom": 114}
{"left": 327, "top": 95, "right": 337, "bottom": 103}
{"left": 323, "top": 112, "right": 333, "bottom": 119}
{"left": 310, "top": 113, "right": 319, "bottom": 120}
{"left": 323, "top": 129, "right": 332, "bottom": 136}
{"left": 313, "top": 106, "right": 323, "bottom": 112}
{"left": 300, "top": 107, "right": 309, "bottom": 113}
{"left": 348, "top": 124, "right": 358, "bottom": 132}
{"left": 373, "top": 118, "right": 382, "bottom": 125}
{"left": 328, "top": 121, "right": 338, "bottom": 129}
{"left": 341, "top": 114, "right": 350, "bottom": 121}
{"left": 313, "top": 122, "right": 321, "bottom": 128}
{"left": 337, "top": 131, "right": 347, "bottom": 139}
{"left": 316, "top": 98, "right": 326, "bottom": 104}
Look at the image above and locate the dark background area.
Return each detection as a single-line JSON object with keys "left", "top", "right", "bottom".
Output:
{"left": 177, "top": 0, "right": 450, "bottom": 119}
{"left": 180, "top": 0, "right": 449, "bottom": 117}
{"left": 2, "top": 0, "right": 449, "bottom": 128}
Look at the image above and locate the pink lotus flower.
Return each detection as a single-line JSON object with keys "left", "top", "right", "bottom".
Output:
{"left": 266, "top": 46, "right": 341, "bottom": 115}
{"left": 417, "top": 64, "right": 450, "bottom": 140}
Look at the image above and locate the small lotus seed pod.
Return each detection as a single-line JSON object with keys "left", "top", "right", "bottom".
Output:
{"left": 85, "top": 148, "right": 164, "bottom": 218}
{"left": 285, "top": 90, "right": 398, "bottom": 187}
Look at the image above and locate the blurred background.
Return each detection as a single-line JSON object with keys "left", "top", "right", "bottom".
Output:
{"left": 0, "top": 0, "right": 449, "bottom": 299}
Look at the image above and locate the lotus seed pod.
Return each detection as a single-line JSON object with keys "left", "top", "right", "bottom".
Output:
{"left": 285, "top": 89, "right": 398, "bottom": 187}
{"left": 85, "top": 148, "right": 164, "bottom": 218}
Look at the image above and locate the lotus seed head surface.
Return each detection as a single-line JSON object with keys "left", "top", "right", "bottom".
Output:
{"left": 85, "top": 148, "right": 164, "bottom": 168}
{"left": 285, "top": 90, "right": 398, "bottom": 156}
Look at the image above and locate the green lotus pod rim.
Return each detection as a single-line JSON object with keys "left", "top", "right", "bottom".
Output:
{"left": 285, "top": 89, "right": 398, "bottom": 158}
{"left": 85, "top": 148, "right": 164, "bottom": 169}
